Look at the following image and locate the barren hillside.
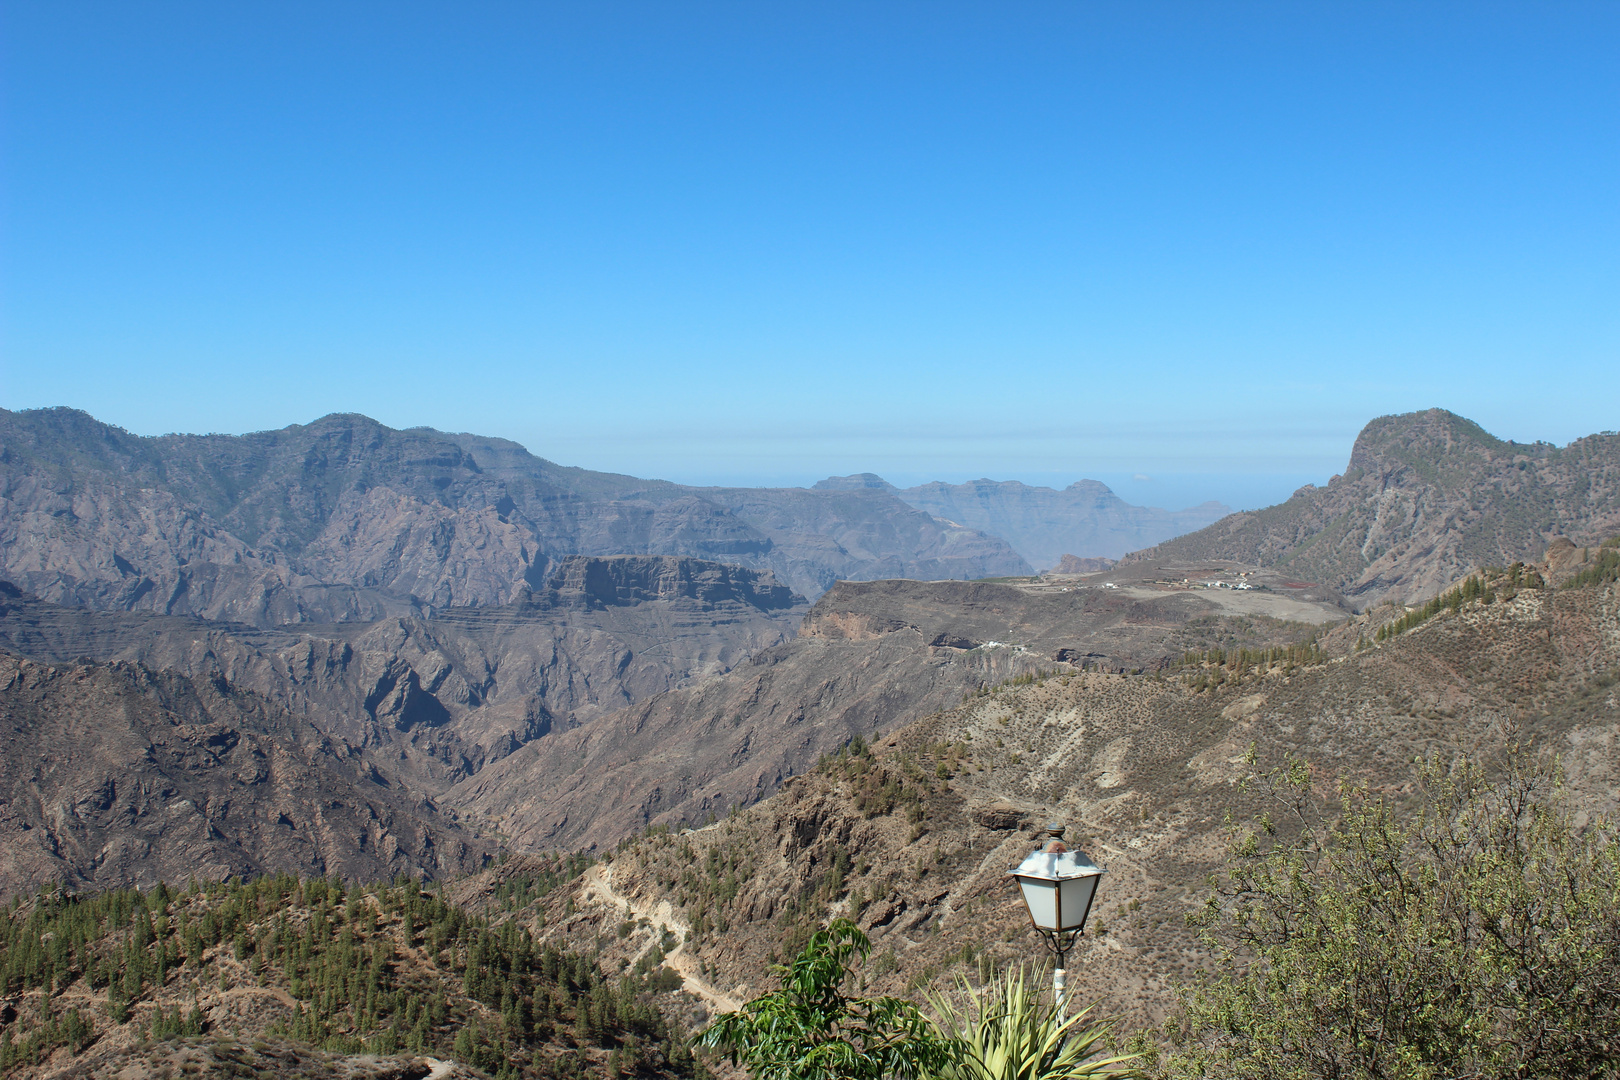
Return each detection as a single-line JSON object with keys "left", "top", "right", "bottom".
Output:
{"left": 540, "top": 543, "right": 1619, "bottom": 1031}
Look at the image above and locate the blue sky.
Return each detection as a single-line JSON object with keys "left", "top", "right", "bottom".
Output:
{"left": 2, "top": 2, "right": 1616, "bottom": 512}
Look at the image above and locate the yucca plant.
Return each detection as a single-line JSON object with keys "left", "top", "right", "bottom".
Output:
{"left": 925, "top": 965, "right": 1139, "bottom": 1080}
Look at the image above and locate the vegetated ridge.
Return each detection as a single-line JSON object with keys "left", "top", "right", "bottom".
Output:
{"left": 0, "top": 867, "right": 703, "bottom": 1080}
{"left": 1125, "top": 408, "right": 1620, "bottom": 608}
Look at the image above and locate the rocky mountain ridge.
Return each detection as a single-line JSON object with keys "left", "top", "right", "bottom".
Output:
{"left": 1124, "top": 408, "right": 1620, "bottom": 608}
{"left": 0, "top": 408, "right": 1029, "bottom": 620}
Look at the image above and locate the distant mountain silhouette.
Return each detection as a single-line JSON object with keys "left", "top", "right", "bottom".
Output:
{"left": 892, "top": 477, "right": 1227, "bottom": 569}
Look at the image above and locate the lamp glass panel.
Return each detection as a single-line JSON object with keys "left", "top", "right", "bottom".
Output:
{"left": 1017, "top": 877, "right": 1058, "bottom": 930}
{"left": 1057, "top": 874, "right": 1099, "bottom": 932}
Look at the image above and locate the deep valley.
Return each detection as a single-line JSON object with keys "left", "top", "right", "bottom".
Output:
{"left": 1, "top": 406, "right": 1617, "bottom": 1079}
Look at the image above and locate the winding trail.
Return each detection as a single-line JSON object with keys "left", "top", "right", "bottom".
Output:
{"left": 582, "top": 864, "right": 744, "bottom": 1015}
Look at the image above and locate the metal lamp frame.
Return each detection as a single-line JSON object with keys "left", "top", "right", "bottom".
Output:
{"left": 1010, "top": 826, "right": 1105, "bottom": 1012}
{"left": 1032, "top": 922, "right": 1085, "bottom": 972}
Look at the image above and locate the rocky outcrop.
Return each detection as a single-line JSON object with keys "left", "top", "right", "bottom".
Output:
{"left": 0, "top": 653, "right": 492, "bottom": 895}
{"left": 535, "top": 554, "right": 800, "bottom": 612}
{"left": 0, "top": 557, "right": 808, "bottom": 792}
{"left": 1124, "top": 409, "right": 1620, "bottom": 608}
{"left": 0, "top": 408, "right": 1028, "bottom": 618}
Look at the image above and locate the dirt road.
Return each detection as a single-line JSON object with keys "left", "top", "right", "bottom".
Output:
{"left": 582, "top": 864, "right": 744, "bottom": 1015}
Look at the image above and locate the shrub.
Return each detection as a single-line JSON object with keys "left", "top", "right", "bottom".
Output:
{"left": 696, "top": 918, "right": 953, "bottom": 1080}
{"left": 1163, "top": 749, "right": 1620, "bottom": 1079}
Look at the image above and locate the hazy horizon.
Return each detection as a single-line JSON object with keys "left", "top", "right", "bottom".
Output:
{"left": 3, "top": 3, "right": 1615, "bottom": 507}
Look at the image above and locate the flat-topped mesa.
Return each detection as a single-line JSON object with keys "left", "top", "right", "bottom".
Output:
{"left": 796, "top": 578, "right": 1026, "bottom": 642}
{"left": 532, "top": 555, "right": 804, "bottom": 612}
{"left": 811, "top": 473, "right": 897, "bottom": 491}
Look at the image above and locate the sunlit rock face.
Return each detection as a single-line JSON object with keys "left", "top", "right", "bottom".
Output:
{"left": 1125, "top": 409, "right": 1620, "bottom": 608}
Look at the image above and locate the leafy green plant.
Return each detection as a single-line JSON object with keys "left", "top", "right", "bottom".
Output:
{"left": 925, "top": 966, "right": 1137, "bottom": 1080}
{"left": 1164, "top": 748, "right": 1620, "bottom": 1080}
{"left": 696, "top": 918, "right": 954, "bottom": 1080}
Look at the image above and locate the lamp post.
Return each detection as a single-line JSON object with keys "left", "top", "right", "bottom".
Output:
{"left": 1010, "top": 824, "right": 1105, "bottom": 1013}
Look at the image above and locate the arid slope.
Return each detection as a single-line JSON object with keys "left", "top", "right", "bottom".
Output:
{"left": 0, "top": 653, "right": 493, "bottom": 894}
{"left": 0, "top": 557, "right": 806, "bottom": 792}
{"left": 572, "top": 548, "right": 1619, "bottom": 1030}
{"left": 1125, "top": 409, "right": 1620, "bottom": 607}
{"left": 448, "top": 574, "right": 1341, "bottom": 852}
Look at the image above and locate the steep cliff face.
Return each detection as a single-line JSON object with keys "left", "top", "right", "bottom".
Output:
{"left": 1125, "top": 409, "right": 1620, "bottom": 607}
{"left": 0, "top": 408, "right": 1028, "bottom": 619}
{"left": 0, "top": 557, "right": 808, "bottom": 792}
{"left": 0, "top": 653, "right": 493, "bottom": 895}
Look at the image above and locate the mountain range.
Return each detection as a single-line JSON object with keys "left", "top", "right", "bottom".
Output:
{"left": 4, "top": 405, "right": 1619, "bottom": 894}
{"left": 1, "top": 404, "right": 1618, "bottom": 1078}
{"left": 813, "top": 473, "right": 1229, "bottom": 569}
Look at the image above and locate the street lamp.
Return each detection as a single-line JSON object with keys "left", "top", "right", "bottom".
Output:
{"left": 1010, "top": 824, "right": 1105, "bottom": 1010}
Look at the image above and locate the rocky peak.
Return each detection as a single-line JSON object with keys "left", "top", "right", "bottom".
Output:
{"left": 811, "top": 473, "right": 896, "bottom": 491}
{"left": 1345, "top": 407, "right": 1515, "bottom": 478}
{"left": 1126, "top": 409, "right": 1620, "bottom": 608}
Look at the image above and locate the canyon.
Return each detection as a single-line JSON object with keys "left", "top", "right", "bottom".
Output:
{"left": 2, "top": 405, "right": 1618, "bottom": 1079}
